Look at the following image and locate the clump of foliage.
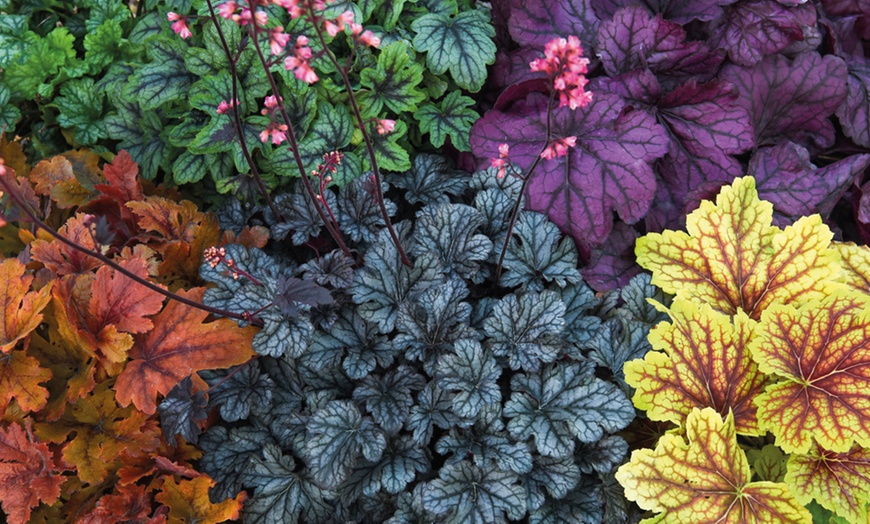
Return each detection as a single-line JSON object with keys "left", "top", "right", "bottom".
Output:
{"left": 618, "top": 176, "right": 870, "bottom": 523}
{"left": 472, "top": 0, "right": 870, "bottom": 289}
{"left": 0, "top": 139, "right": 274, "bottom": 523}
{"left": 173, "top": 155, "right": 668, "bottom": 523}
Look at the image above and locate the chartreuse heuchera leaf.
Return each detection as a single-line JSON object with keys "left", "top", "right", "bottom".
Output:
{"left": 635, "top": 176, "right": 840, "bottom": 319}
{"left": 626, "top": 300, "right": 769, "bottom": 435}
{"left": 752, "top": 291, "right": 870, "bottom": 454}
{"left": 786, "top": 443, "right": 870, "bottom": 523}
{"left": 617, "top": 408, "right": 811, "bottom": 523}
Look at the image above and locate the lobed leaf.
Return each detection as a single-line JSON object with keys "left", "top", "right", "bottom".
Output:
{"left": 0, "top": 258, "right": 52, "bottom": 353}
{"left": 422, "top": 461, "right": 526, "bottom": 524}
{"left": 411, "top": 10, "right": 496, "bottom": 92}
{"left": 786, "top": 442, "right": 870, "bottom": 523}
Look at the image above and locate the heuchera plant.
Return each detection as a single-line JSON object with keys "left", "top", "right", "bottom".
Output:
{"left": 0, "top": 138, "right": 278, "bottom": 522}
{"left": 618, "top": 176, "right": 870, "bottom": 523}
{"left": 471, "top": 0, "right": 870, "bottom": 290}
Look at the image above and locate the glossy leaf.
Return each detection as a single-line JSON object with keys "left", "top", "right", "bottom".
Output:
{"left": 616, "top": 408, "right": 811, "bottom": 523}
{"left": 626, "top": 300, "right": 769, "bottom": 434}
{"left": 114, "top": 287, "right": 257, "bottom": 414}
{"left": 752, "top": 292, "right": 870, "bottom": 453}
{"left": 636, "top": 176, "right": 840, "bottom": 319}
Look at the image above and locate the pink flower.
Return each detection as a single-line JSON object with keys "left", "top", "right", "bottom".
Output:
{"left": 167, "top": 12, "right": 192, "bottom": 39}
{"left": 284, "top": 36, "right": 318, "bottom": 84}
{"left": 377, "top": 119, "right": 396, "bottom": 135}
{"left": 216, "top": 98, "right": 239, "bottom": 115}
{"left": 530, "top": 36, "right": 592, "bottom": 110}
{"left": 269, "top": 27, "right": 291, "bottom": 55}
{"left": 324, "top": 11, "right": 355, "bottom": 36}
{"left": 217, "top": 1, "right": 237, "bottom": 19}
{"left": 491, "top": 143, "right": 510, "bottom": 178}
{"left": 350, "top": 23, "right": 380, "bottom": 47}
{"left": 540, "top": 136, "right": 577, "bottom": 160}
{"left": 260, "top": 123, "right": 289, "bottom": 145}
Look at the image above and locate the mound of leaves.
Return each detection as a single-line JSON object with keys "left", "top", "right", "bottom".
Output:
{"left": 471, "top": 0, "right": 870, "bottom": 290}
{"left": 154, "top": 152, "right": 670, "bottom": 523}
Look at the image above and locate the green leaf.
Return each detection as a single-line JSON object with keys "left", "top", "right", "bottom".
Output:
{"left": 54, "top": 77, "right": 107, "bottom": 145}
{"left": 0, "top": 15, "right": 30, "bottom": 68}
{"left": 83, "top": 19, "right": 125, "bottom": 74}
{"left": 0, "top": 84, "right": 21, "bottom": 131}
{"left": 422, "top": 461, "right": 526, "bottom": 524}
{"left": 411, "top": 10, "right": 496, "bottom": 92}
{"left": 82, "top": 0, "right": 130, "bottom": 31}
{"left": 305, "top": 400, "right": 387, "bottom": 489}
{"left": 359, "top": 42, "right": 426, "bottom": 115}
{"left": 123, "top": 35, "right": 192, "bottom": 110}
{"left": 128, "top": 11, "right": 163, "bottom": 44}
{"left": 103, "top": 99, "right": 171, "bottom": 180}
{"left": 4, "top": 27, "right": 74, "bottom": 98}
{"left": 172, "top": 151, "right": 209, "bottom": 185}
{"left": 364, "top": 118, "right": 411, "bottom": 172}
{"left": 267, "top": 101, "right": 353, "bottom": 178}
{"left": 414, "top": 90, "right": 478, "bottom": 150}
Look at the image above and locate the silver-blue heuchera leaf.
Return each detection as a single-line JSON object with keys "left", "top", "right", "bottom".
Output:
{"left": 483, "top": 290, "right": 566, "bottom": 372}
{"left": 406, "top": 382, "right": 469, "bottom": 446}
{"left": 305, "top": 400, "right": 387, "bottom": 489}
{"left": 587, "top": 317, "right": 651, "bottom": 388}
{"left": 409, "top": 203, "right": 494, "bottom": 283}
{"left": 157, "top": 376, "right": 207, "bottom": 444}
{"left": 300, "top": 249, "right": 355, "bottom": 289}
{"left": 422, "top": 460, "right": 526, "bottom": 524}
{"left": 351, "top": 222, "right": 445, "bottom": 333}
{"left": 305, "top": 307, "right": 398, "bottom": 380}
{"left": 199, "top": 425, "right": 275, "bottom": 501}
{"left": 395, "top": 278, "right": 478, "bottom": 375}
{"left": 601, "top": 471, "right": 636, "bottom": 524}
{"left": 337, "top": 175, "right": 397, "bottom": 244}
{"left": 264, "top": 183, "right": 339, "bottom": 245}
{"left": 435, "top": 405, "right": 533, "bottom": 475}
{"left": 612, "top": 272, "right": 671, "bottom": 325}
{"left": 387, "top": 153, "right": 469, "bottom": 206}
{"left": 470, "top": 167, "right": 525, "bottom": 241}
{"left": 200, "top": 243, "right": 285, "bottom": 291}
{"left": 214, "top": 196, "right": 258, "bottom": 232}
{"left": 574, "top": 435, "right": 628, "bottom": 474}
{"left": 241, "top": 443, "right": 335, "bottom": 524}
{"left": 500, "top": 211, "right": 581, "bottom": 292}
{"left": 435, "top": 338, "right": 501, "bottom": 419}
{"left": 521, "top": 455, "right": 582, "bottom": 512}
{"left": 386, "top": 485, "right": 433, "bottom": 524}
{"left": 205, "top": 362, "right": 274, "bottom": 422}
{"left": 255, "top": 306, "right": 315, "bottom": 358}
{"left": 528, "top": 475, "right": 604, "bottom": 524}
{"left": 342, "top": 435, "right": 430, "bottom": 504}
{"left": 559, "top": 282, "right": 604, "bottom": 347}
{"left": 504, "top": 361, "right": 634, "bottom": 458}
{"left": 352, "top": 366, "right": 426, "bottom": 434}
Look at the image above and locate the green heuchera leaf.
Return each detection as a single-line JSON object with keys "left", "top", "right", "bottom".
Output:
{"left": 242, "top": 444, "right": 334, "bottom": 524}
{"left": 504, "top": 361, "right": 634, "bottom": 458}
{"left": 422, "top": 461, "right": 526, "bottom": 524}
{"left": 123, "top": 35, "right": 193, "bottom": 110}
{"left": 364, "top": 118, "right": 412, "bottom": 172}
{"left": 0, "top": 15, "right": 30, "bottom": 68}
{"left": 4, "top": 26, "right": 75, "bottom": 99}
{"left": 83, "top": 19, "right": 132, "bottom": 74}
{"left": 411, "top": 10, "right": 496, "bottom": 92}
{"left": 435, "top": 338, "right": 501, "bottom": 418}
{"left": 359, "top": 41, "right": 426, "bottom": 115}
{"left": 103, "top": 99, "right": 170, "bottom": 180}
{"left": 304, "top": 400, "right": 387, "bottom": 489}
{"left": 414, "top": 90, "right": 479, "bottom": 150}
{"left": 54, "top": 77, "right": 107, "bottom": 145}
{"left": 0, "top": 84, "right": 21, "bottom": 131}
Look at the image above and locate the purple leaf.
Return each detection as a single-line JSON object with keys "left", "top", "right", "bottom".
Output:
{"left": 590, "top": 0, "right": 738, "bottom": 24}
{"left": 709, "top": 1, "right": 816, "bottom": 67}
{"left": 821, "top": 0, "right": 870, "bottom": 15}
{"left": 597, "top": 6, "right": 723, "bottom": 80}
{"left": 491, "top": 48, "right": 550, "bottom": 90}
{"left": 273, "top": 276, "right": 333, "bottom": 318}
{"left": 837, "top": 56, "right": 870, "bottom": 147}
{"left": 470, "top": 91, "right": 668, "bottom": 247}
{"left": 580, "top": 221, "right": 641, "bottom": 291}
{"left": 749, "top": 142, "right": 870, "bottom": 225}
{"left": 720, "top": 52, "right": 848, "bottom": 149}
{"left": 508, "top": 0, "right": 600, "bottom": 49}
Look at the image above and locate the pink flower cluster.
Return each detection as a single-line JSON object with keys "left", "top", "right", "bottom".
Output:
{"left": 167, "top": 12, "right": 192, "bottom": 39}
{"left": 541, "top": 136, "right": 577, "bottom": 160}
{"left": 530, "top": 36, "right": 592, "bottom": 111}
{"left": 490, "top": 143, "right": 510, "bottom": 178}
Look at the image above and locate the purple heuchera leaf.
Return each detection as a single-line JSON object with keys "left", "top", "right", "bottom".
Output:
{"left": 720, "top": 51, "right": 848, "bottom": 150}
{"left": 580, "top": 221, "right": 641, "bottom": 291}
{"left": 470, "top": 91, "right": 668, "bottom": 247}
{"left": 749, "top": 142, "right": 870, "bottom": 226}
{"left": 597, "top": 7, "right": 723, "bottom": 82}
{"left": 709, "top": 1, "right": 817, "bottom": 67}
{"left": 821, "top": 0, "right": 870, "bottom": 15}
{"left": 590, "top": 0, "right": 737, "bottom": 24}
{"left": 491, "top": 48, "right": 552, "bottom": 90}
{"left": 837, "top": 56, "right": 870, "bottom": 147}
{"left": 507, "top": 0, "right": 600, "bottom": 49}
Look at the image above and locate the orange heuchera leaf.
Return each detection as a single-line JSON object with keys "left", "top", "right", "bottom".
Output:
{"left": 635, "top": 177, "right": 840, "bottom": 319}
{"left": 158, "top": 213, "right": 221, "bottom": 285}
{"left": 114, "top": 287, "right": 256, "bottom": 414}
{"left": 0, "top": 258, "right": 53, "bottom": 353}
{"left": 78, "top": 483, "right": 167, "bottom": 524}
{"left": 28, "top": 329, "right": 95, "bottom": 421}
{"left": 616, "top": 408, "right": 811, "bottom": 524}
{"left": 786, "top": 442, "right": 870, "bottom": 523}
{"left": 0, "top": 133, "right": 29, "bottom": 177}
{"left": 34, "top": 383, "right": 160, "bottom": 485}
{"left": 0, "top": 349, "right": 51, "bottom": 414}
{"left": 625, "top": 300, "right": 769, "bottom": 435}
{"left": 753, "top": 291, "right": 870, "bottom": 454}
{"left": 833, "top": 241, "right": 870, "bottom": 295}
{"left": 31, "top": 213, "right": 102, "bottom": 276}
{"left": 127, "top": 196, "right": 202, "bottom": 241}
{"left": 156, "top": 476, "right": 245, "bottom": 524}
{"left": 0, "top": 421, "right": 66, "bottom": 524}
{"left": 221, "top": 225, "right": 270, "bottom": 249}
{"left": 29, "top": 155, "right": 97, "bottom": 209}
{"left": 94, "top": 150, "right": 144, "bottom": 205}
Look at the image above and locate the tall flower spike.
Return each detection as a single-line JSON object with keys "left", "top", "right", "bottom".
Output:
{"left": 530, "top": 36, "right": 592, "bottom": 110}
